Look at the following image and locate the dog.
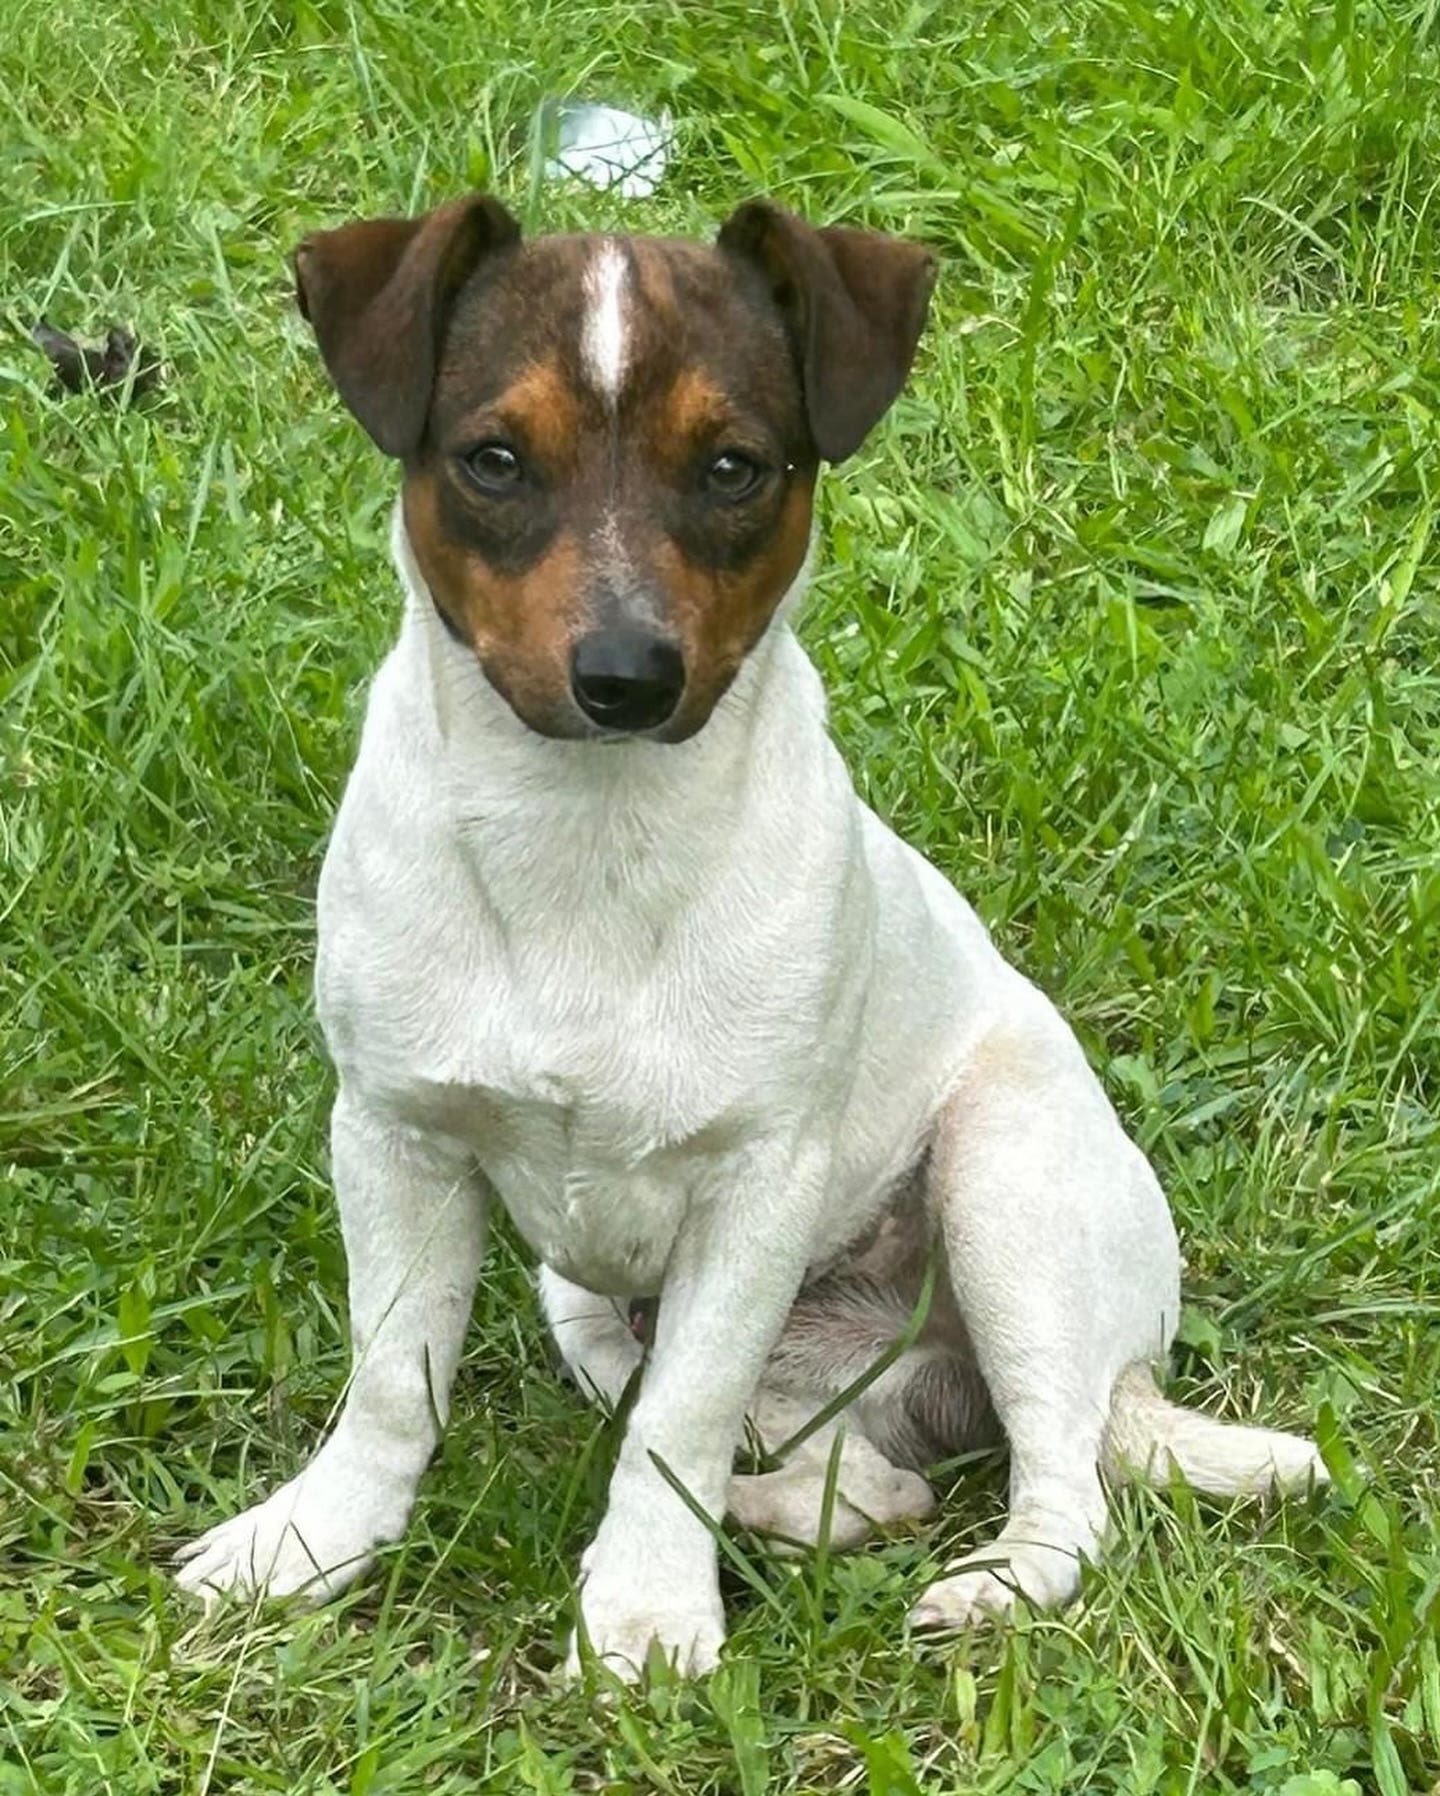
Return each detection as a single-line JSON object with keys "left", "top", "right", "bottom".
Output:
{"left": 175, "top": 192, "right": 1325, "bottom": 1677}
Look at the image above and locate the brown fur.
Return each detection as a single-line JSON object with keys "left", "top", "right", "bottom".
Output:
{"left": 648, "top": 477, "right": 816, "bottom": 734}
{"left": 296, "top": 195, "right": 936, "bottom": 741}
{"left": 295, "top": 196, "right": 520, "bottom": 457}
{"left": 403, "top": 472, "right": 584, "bottom": 734}
{"left": 484, "top": 357, "right": 585, "bottom": 473}
{"left": 657, "top": 368, "right": 733, "bottom": 452}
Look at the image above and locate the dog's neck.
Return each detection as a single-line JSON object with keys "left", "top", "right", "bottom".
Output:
{"left": 386, "top": 510, "right": 824, "bottom": 927}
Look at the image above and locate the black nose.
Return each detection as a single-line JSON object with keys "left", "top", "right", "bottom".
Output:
{"left": 570, "top": 628, "right": 686, "bottom": 732}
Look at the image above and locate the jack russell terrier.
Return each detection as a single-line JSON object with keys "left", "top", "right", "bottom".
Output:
{"left": 175, "top": 192, "right": 1325, "bottom": 1676}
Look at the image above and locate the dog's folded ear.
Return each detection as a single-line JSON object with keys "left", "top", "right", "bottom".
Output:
{"left": 717, "top": 200, "right": 936, "bottom": 463}
{"left": 294, "top": 194, "right": 520, "bottom": 459}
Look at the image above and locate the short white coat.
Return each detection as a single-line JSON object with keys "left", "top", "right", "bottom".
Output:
{"left": 177, "top": 511, "right": 1323, "bottom": 1674}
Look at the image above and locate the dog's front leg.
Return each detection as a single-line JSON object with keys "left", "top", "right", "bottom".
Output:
{"left": 176, "top": 1088, "right": 487, "bottom": 1603}
{"left": 570, "top": 1140, "right": 827, "bottom": 1681}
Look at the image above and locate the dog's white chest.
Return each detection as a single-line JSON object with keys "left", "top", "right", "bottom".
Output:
{"left": 317, "top": 600, "right": 994, "bottom": 1302}
{"left": 459, "top": 999, "right": 704, "bottom": 1291}
{"left": 328, "top": 901, "right": 765, "bottom": 1295}
{"left": 481, "top": 1110, "right": 689, "bottom": 1295}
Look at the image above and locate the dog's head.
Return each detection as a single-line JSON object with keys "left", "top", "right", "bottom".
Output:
{"left": 295, "top": 194, "right": 935, "bottom": 742}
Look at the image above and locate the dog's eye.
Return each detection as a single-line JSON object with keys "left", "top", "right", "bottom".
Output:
{"left": 461, "top": 441, "right": 524, "bottom": 493}
{"left": 703, "top": 450, "right": 766, "bottom": 501}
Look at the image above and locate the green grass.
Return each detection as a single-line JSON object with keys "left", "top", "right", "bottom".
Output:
{"left": 3, "top": 0, "right": 1439, "bottom": 1788}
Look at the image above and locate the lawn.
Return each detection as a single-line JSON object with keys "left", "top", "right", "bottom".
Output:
{"left": 3, "top": 0, "right": 1438, "bottom": 1789}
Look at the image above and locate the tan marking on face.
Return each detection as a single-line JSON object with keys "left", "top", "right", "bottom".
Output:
{"left": 483, "top": 357, "right": 584, "bottom": 474}
{"left": 403, "top": 470, "right": 584, "bottom": 735}
{"left": 649, "top": 475, "right": 816, "bottom": 736}
{"left": 659, "top": 367, "right": 732, "bottom": 450}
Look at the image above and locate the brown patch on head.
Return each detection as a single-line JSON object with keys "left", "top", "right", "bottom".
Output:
{"left": 659, "top": 367, "right": 732, "bottom": 449}
{"left": 423, "top": 234, "right": 598, "bottom": 452}
{"left": 646, "top": 474, "right": 816, "bottom": 737}
{"left": 403, "top": 469, "right": 584, "bottom": 737}
{"left": 289, "top": 198, "right": 928, "bottom": 741}
{"left": 628, "top": 237, "right": 679, "bottom": 311}
{"left": 398, "top": 227, "right": 822, "bottom": 738}
{"left": 485, "top": 356, "right": 584, "bottom": 474}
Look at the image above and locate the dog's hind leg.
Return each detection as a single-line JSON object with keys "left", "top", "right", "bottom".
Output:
{"left": 729, "top": 1262, "right": 994, "bottom": 1550}
{"left": 727, "top": 1385, "right": 937, "bottom": 1551}
{"left": 909, "top": 1010, "right": 1183, "bottom": 1630}
{"left": 539, "top": 1266, "right": 940, "bottom": 1549}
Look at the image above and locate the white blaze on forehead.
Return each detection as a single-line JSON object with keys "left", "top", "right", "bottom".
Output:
{"left": 582, "top": 238, "right": 629, "bottom": 401}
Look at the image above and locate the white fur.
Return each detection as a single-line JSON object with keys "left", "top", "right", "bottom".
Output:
{"left": 582, "top": 238, "right": 628, "bottom": 401}
{"left": 177, "top": 508, "right": 1324, "bottom": 1672}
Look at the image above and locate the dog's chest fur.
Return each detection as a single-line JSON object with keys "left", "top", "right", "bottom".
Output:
{"left": 315, "top": 534, "right": 1001, "bottom": 1294}
{"left": 369, "top": 839, "right": 841, "bottom": 1292}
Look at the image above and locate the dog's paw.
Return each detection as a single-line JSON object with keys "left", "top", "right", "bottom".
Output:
{"left": 908, "top": 1535, "right": 1086, "bottom": 1632}
{"left": 865, "top": 1466, "right": 939, "bottom": 1526}
{"left": 174, "top": 1459, "right": 411, "bottom": 1606}
{"left": 728, "top": 1461, "right": 935, "bottom": 1552}
{"left": 565, "top": 1527, "right": 725, "bottom": 1682}
{"left": 565, "top": 1595, "right": 725, "bottom": 1683}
